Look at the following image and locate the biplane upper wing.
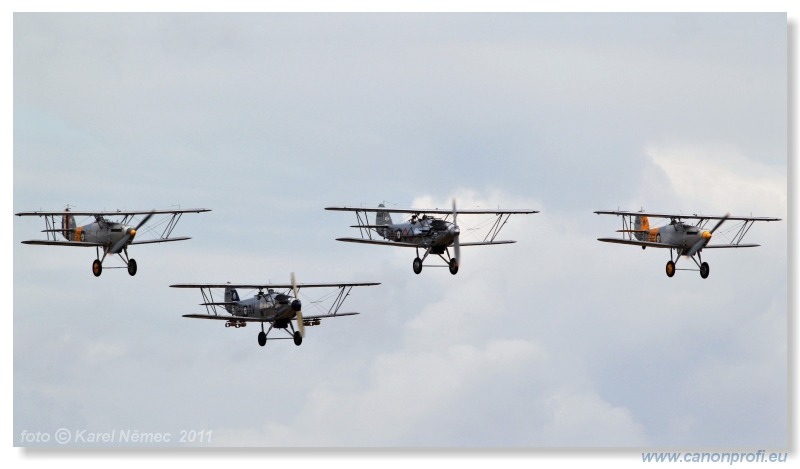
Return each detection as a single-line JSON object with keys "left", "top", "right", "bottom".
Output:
{"left": 326, "top": 206, "right": 538, "bottom": 215}
{"left": 15, "top": 208, "right": 211, "bottom": 217}
{"left": 593, "top": 210, "right": 781, "bottom": 222}
{"left": 170, "top": 282, "right": 380, "bottom": 290}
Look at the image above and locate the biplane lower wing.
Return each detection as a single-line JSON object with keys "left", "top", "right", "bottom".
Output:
{"left": 335, "top": 238, "right": 420, "bottom": 248}
{"left": 20, "top": 237, "right": 190, "bottom": 247}
{"left": 20, "top": 240, "right": 104, "bottom": 247}
{"left": 460, "top": 240, "right": 516, "bottom": 246}
{"left": 183, "top": 314, "right": 268, "bottom": 322}
{"left": 129, "top": 237, "right": 191, "bottom": 245}
{"left": 597, "top": 238, "right": 671, "bottom": 249}
{"left": 334, "top": 237, "right": 516, "bottom": 248}
{"left": 183, "top": 312, "right": 360, "bottom": 321}
{"left": 701, "top": 244, "right": 760, "bottom": 249}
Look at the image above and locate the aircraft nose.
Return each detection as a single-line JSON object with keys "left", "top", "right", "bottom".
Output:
{"left": 702, "top": 230, "right": 712, "bottom": 240}
{"left": 129, "top": 228, "right": 137, "bottom": 237}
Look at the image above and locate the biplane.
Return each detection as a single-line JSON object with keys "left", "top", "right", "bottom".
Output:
{"left": 171, "top": 273, "right": 380, "bottom": 347}
{"left": 326, "top": 200, "right": 537, "bottom": 274}
{"left": 15, "top": 207, "right": 211, "bottom": 277}
{"left": 595, "top": 210, "right": 781, "bottom": 278}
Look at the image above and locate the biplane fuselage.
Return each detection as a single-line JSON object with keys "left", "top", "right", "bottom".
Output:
{"left": 635, "top": 218, "right": 712, "bottom": 251}
{"left": 62, "top": 217, "right": 140, "bottom": 253}
{"left": 223, "top": 288, "right": 301, "bottom": 326}
{"left": 382, "top": 216, "right": 459, "bottom": 252}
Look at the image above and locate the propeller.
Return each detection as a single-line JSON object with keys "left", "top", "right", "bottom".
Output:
{"left": 110, "top": 211, "right": 153, "bottom": 254}
{"left": 686, "top": 213, "right": 729, "bottom": 256}
{"left": 291, "top": 272, "right": 304, "bottom": 338}
{"left": 452, "top": 198, "right": 461, "bottom": 268}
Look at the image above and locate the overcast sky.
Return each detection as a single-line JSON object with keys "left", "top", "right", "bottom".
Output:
{"left": 10, "top": 11, "right": 789, "bottom": 454}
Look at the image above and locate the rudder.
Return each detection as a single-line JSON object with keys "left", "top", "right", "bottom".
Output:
{"left": 376, "top": 203, "right": 392, "bottom": 238}
{"left": 224, "top": 286, "right": 240, "bottom": 314}
{"left": 60, "top": 213, "right": 76, "bottom": 240}
{"left": 634, "top": 215, "right": 650, "bottom": 241}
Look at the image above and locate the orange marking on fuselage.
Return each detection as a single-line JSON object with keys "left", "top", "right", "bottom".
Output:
{"left": 648, "top": 228, "right": 659, "bottom": 242}
{"left": 74, "top": 227, "right": 84, "bottom": 242}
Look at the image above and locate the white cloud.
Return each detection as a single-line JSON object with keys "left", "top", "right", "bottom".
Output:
{"left": 645, "top": 142, "right": 786, "bottom": 217}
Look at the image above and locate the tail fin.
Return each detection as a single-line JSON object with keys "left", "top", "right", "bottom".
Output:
{"left": 224, "top": 286, "right": 240, "bottom": 314}
{"left": 376, "top": 203, "right": 393, "bottom": 238}
{"left": 60, "top": 214, "right": 76, "bottom": 240}
{"left": 634, "top": 215, "right": 650, "bottom": 241}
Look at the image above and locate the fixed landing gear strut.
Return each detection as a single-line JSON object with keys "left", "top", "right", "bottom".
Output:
{"left": 665, "top": 250, "right": 710, "bottom": 279}
{"left": 411, "top": 247, "right": 459, "bottom": 275}
{"left": 91, "top": 247, "right": 138, "bottom": 277}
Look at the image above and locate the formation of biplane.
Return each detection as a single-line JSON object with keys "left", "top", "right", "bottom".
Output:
{"left": 15, "top": 200, "right": 781, "bottom": 348}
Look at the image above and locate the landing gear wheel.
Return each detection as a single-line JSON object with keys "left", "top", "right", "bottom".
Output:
{"left": 666, "top": 260, "right": 675, "bottom": 278}
{"left": 293, "top": 331, "right": 303, "bottom": 346}
{"left": 449, "top": 258, "right": 459, "bottom": 275}
{"left": 92, "top": 259, "right": 103, "bottom": 277}
{"left": 700, "top": 262, "right": 710, "bottom": 279}
{"left": 258, "top": 331, "right": 267, "bottom": 347}
{"left": 412, "top": 257, "right": 423, "bottom": 274}
{"left": 127, "top": 258, "right": 138, "bottom": 276}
